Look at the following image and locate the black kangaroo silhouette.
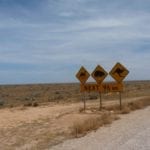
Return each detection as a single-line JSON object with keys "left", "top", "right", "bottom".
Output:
{"left": 94, "top": 71, "right": 105, "bottom": 77}
{"left": 114, "top": 68, "right": 125, "bottom": 77}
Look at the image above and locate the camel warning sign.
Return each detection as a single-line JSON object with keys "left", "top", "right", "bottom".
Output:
{"left": 91, "top": 65, "right": 108, "bottom": 84}
{"left": 76, "top": 66, "right": 90, "bottom": 84}
{"left": 109, "top": 62, "right": 129, "bottom": 82}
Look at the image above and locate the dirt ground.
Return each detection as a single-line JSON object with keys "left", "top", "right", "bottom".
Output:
{"left": 0, "top": 81, "right": 150, "bottom": 149}
{"left": 0, "top": 96, "right": 149, "bottom": 150}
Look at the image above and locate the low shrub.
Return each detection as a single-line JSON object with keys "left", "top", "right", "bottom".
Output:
{"left": 0, "top": 99, "right": 4, "bottom": 106}
{"left": 89, "top": 95, "right": 98, "bottom": 100}
{"left": 32, "top": 102, "right": 39, "bottom": 107}
{"left": 121, "top": 106, "right": 130, "bottom": 114}
{"left": 24, "top": 102, "right": 39, "bottom": 107}
{"left": 72, "top": 113, "right": 115, "bottom": 137}
{"left": 24, "top": 102, "right": 32, "bottom": 107}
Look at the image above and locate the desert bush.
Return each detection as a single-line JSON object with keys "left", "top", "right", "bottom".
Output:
{"left": 121, "top": 106, "right": 130, "bottom": 114}
{"left": 48, "top": 95, "right": 64, "bottom": 102}
{"left": 107, "top": 97, "right": 150, "bottom": 113}
{"left": 31, "top": 92, "right": 41, "bottom": 98}
{"left": 24, "top": 101, "right": 39, "bottom": 107}
{"left": 56, "top": 95, "right": 64, "bottom": 100}
{"left": 0, "top": 99, "right": 4, "bottom": 106}
{"left": 100, "top": 112, "right": 113, "bottom": 124}
{"left": 24, "top": 96, "right": 35, "bottom": 101}
{"left": 25, "top": 97, "right": 30, "bottom": 101}
{"left": 89, "top": 95, "right": 98, "bottom": 100}
{"left": 55, "top": 91, "right": 60, "bottom": 95}
{"left": 9, "top": 104, "right": 14, "bottom": 108}
{"left": 32, "top": 102, "right": 39, "bottom": 107}
{"left": 128, "top": 101, "right": 142, "bottom": 110}
{"left": 140, "top": 97, "right": 150, "bottom": 106}
{"left": 128, "top": 98, "right": 150, "bottom": 110}
{"left": 79, "top": 107, "right": 85, "bottom": 113}
{"left": 72, "top": 116, "right": 100, "bottom": 137}
{"left": 106, "top": 105, "right": 119, "bottom": 112}
{"left": 24, "top": 102, "right": 32, "bottom": 107}
{"left": 71, "top": 113, "right": 115, "bottom": 137}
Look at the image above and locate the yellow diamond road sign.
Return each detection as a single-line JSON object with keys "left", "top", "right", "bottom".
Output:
{"left": 76, "top": 66, "right": 90, "bottom": 84}
{"left": 109, "top": 62, "right": 129, "bottom": 82}
{"left": 91, "top": 65, "right": 108, "bottom": 84}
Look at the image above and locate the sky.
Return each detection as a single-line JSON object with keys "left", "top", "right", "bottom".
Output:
{"left": 0, "top": 0, "right": 150, "bottom": 84}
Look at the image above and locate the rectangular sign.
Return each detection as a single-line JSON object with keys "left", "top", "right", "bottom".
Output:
{"left": 80, "top": 83, "right": 123, "bottom": 93}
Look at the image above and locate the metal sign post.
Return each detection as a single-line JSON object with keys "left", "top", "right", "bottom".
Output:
{"left": 119, "top": 91, "right": 122, "bottom": 110}
{"left": 99, "top": 92, "right": 102, "bottom": 111}
{"left": 83, "top": 92, "right": 86, "bottom": 111}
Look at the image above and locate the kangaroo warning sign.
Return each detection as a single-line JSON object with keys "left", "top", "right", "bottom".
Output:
{"left": 76, "top": 66, "right": 90, "bottom": 84}
{"left": 76, "top": 63, "right": 129, "bottom": 111}
{"left": 109, "top": 62, "right": 129, "bottom": 82}
{"left": 91, "top": 65, "right": 108, "bottom": 84}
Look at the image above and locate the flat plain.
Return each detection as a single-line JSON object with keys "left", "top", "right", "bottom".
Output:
{"left": 0, "top": 80, "right": 150, "bottom": 150}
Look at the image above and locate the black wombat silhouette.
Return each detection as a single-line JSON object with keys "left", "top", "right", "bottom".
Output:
{"left": 114, "top": 68, "right": 125, "bottom": 77}
{"left": 94, "top": 71, "right": 105, "bottom": 77}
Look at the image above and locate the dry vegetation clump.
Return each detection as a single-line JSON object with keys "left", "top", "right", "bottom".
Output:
{"left": 88, "top": 93, "right": 98, "bottom": 100}
{"left": 107, "top": 105, "right": 131, "bottom": 114}
{"left": 0, "top": 99, "right": 5, "bottom": 107}
{"left": 24, "top": 101, "right": 39, "bottom": 107}
{"left": 127, "top": 101, "right": 143, "bottom": 110}
{"left": 127, "top": 97, "right": 150, "bottom": 110}
{"left": 141, "top": 97, "right": 150, "bottom": 105}
{"left": 106, "top": 105, "right": 119, "bottom": 112}
{"left": 106, "top": 97, "right": 150, "bottom": 114}
{"left": 32, "top": 102, "right": 39, "bottom": 107}
{"left": 120, "top": 106, "right": 131, "bottom": 114}
{"left": 79, "top": 107, "right": 85, "bottom": 113}
{"left": 71, "top": 112, "right": 118, "bottom": 138}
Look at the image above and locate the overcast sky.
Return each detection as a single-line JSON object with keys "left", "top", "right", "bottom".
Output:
{"left": 0, "top": 0, "right": 150, "bottom": 84}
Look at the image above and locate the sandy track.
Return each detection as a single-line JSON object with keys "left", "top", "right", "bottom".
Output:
{"left": 0, "top": 103, "right": 78, "bottom": 129}
{"left": 51, "top": 106, "right": 150, "bottom": 150}
{"left": 0, "top": 96, "right": 145, "bottom": 129}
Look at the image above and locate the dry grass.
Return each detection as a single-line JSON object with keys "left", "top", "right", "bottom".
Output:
{"left": 71, "top": 112, "right": 118, "bottom": 138}
{"left": 72, "top": 97, "right": 150, "bottom": 138}
{"left": 123, "top": 97, "right": 150, "bottom": 112}
{"left": 0, "top": 82, "right": 150, "bottom": 149}
{"left": 107, "top": 97, "right": 150, "bottom": 114}
{"left": 127, "top": 97, "right": 150, "bottom": 110}
{"left": 120, "top": 106, "right": 131, "bottom": 114}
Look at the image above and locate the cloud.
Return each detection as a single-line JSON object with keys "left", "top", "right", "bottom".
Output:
{"left": 0, "top": 0, "right": 150, "bottom": 84}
